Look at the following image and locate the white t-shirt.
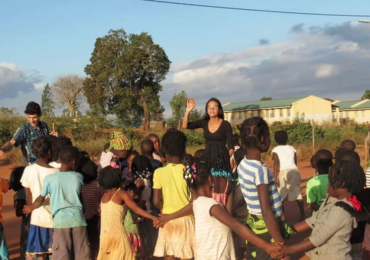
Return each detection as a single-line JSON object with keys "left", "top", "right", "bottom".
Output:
{"left": 49, "top": 161, "right": 61, "bottom": 169}
{"left": 272, "top": 145, "right": 297, "bottom": 171}
{"left": 21, "top": 164, "right": 59, "bottom": 228}
{"left": 193, "top": 196, "right": 235, "bottom": 260}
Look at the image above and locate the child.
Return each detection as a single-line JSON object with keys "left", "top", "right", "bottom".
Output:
{"left": 9, "top": 166, "right": 28, "bottom": 260}
{"left": 132, "top": 155, "right": 154, "bottom": 214}
{"left": 159, "top": 156, "right": 282, "bottom": 260}
{"left": 272, "top": 130, "right": 305, "bottom": 221}
{"left": 122, "top": 150, "right": 139, "bottom": 181}
{"left": 152, "top": 128, "right": 195, "bottom": 260}
{"left": 140, "top": 139, "right": 162, "bottom": 171}
{"left": 306, "top": 149, "right": 333, "bottom": 212}
{"left": 335, "top": 150, "right": 366, "bottom": 260}
{"left": 97, "top": 166, "right": 160, "bottom": 260}
{"left": 0, "top": 174, "right": 9, "bottom": 259}
{"left": 340, "top": 139, "right": 356, "bottom": 151}
{"left": 23, "top": 146, "right": 91, "bottom": 260}
{"left": 123, "top": 182, "right": 145, "bottom": 259}
{"left": 364, "top": 147, "right": 370, "bottom": 258}
{"left": 237, "top": 117, "right": 291, "bottom": 260}
{"left": 282, "top": 160, "right": 369, "bottom": 260}
{"left": 146, "top": 134, "right": 161, "bottom": 161}
{"left": 79, "top": 153, "right": 104, "bottom": 260}
{"left": 49, "top": 135, "right": 72, "bottom": 169}
{"left": 231, "top": 148, "right": 248, "bottom": 260}
{"left": 20, "top": 136, "right": 58, "bottom": 259}
{"left": 132, "top": 155, "right": 158, "bottom": 257}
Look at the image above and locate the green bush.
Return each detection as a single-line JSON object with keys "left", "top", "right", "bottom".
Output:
{"left": 0, "top": 117, "right": 27, "bottom": 144}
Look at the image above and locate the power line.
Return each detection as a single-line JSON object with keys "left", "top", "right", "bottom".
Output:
{"left": 140, "top": 0, "right": 370, "bottom": 18}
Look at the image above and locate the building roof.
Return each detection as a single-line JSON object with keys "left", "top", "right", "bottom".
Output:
{"left": 333, "top": 100, "right": 360, "bottom": 109}
{"left": 333, "top": 99, "right": 370, "bottom": 110}
{"left": 223, "top": 97, "right": 303, "bottom": 111}
{"left": 352, "top": 100, "right": 370, "bottom": 109}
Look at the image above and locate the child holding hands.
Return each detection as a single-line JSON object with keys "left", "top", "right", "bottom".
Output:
{"left": 159, "top": 156, "right": 283, "bottom": 260}
{"left": 237, "top": 117, "right": 292, "bottom": 260}
{"left": 282, "top": 160, "right": 370, "bottom": 259}
{"left": 152, "top": 129, "right": 195, "bottom": 260}
{"left": 97, "top": 166, "right": 160, "bottom": 260}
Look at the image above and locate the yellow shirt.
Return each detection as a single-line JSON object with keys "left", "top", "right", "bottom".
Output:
{"left": 153, "top": 164, "right": 191, "bottom": 215}
{"left": 0, "top": 178, "right": 9, "bottom": 223}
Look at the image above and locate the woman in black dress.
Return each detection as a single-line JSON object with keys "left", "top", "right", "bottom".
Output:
{"left": 182, "top": 97, "right": 234, "bottom": 212}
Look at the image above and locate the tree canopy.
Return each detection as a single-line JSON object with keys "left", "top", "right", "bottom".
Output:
{"left": 41, "top": 84, "right": 55, "bottom": 116}
{"left": 168, "top": 90, "right": 187, "bottom": 128}
{"left": 52, "top": 75, "right": 85, "bottom": 117}
{"left": 362, "top": 90, "right": 370, "bottom": 100}
{"left": 260, "top": 97, "right": 272, "bottom": 101}
{"left": 84, "top": 29, "right": 171, "bottom": 129}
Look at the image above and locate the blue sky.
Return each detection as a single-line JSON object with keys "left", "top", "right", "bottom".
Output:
{"left": 1, "top": 0, "right": 370, "bottom": 117}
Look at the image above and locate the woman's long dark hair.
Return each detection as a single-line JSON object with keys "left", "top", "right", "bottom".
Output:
{"left": 203, "top": 97, "right": 224, "bottom": 120}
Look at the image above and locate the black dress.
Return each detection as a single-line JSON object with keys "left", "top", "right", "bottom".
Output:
{"left": 187, "top": 119, "right": 234, "bottom": 179}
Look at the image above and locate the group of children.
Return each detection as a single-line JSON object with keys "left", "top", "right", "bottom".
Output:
{"left": 0, "top": 116, "right": 369, "bottom": 260}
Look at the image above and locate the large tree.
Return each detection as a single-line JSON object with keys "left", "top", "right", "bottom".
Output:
{"left": 52, "top": 75, "right": 85, "bottom": 117}
{"left": 84, "top": 29, "right": 170, "bottom": 130}
{"left": 41, "top": 84, "right": 55, "bottom": 116}
{"left": 362, "top": 90, "right": 370, "bottom": 100}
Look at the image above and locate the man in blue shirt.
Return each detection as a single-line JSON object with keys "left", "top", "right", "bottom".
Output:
{"left": 0, "top": 102, "right": 57, "bottom": 165}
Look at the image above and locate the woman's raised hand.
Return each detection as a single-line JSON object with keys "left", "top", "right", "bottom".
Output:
{"left": 186, "top": 98, "right": 196, "bottom": 113}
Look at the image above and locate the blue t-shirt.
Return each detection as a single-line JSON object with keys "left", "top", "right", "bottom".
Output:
{"left": 237, "top": 158, "right": 283, "bottom": 218}
{"left": 41, "top": 171, "right": 87, "bottom": 228}
{"left": 12, "top": 121, "right": 49, "bottom": 165}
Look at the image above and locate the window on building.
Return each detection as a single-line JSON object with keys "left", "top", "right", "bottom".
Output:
{"left": 287, "top": 109, "right": 291, "bottom": 117}
{"left": 270, "top": 110, "right": 275, "bottom": 118}
{"left": 244, "top": 111, "right": 247, "bottom": 119}
{"left": 231, "top": 113, "right": 235, "bottom": 120}
{"left": 355, "top": 111, "right": 358, "bottom": 118}
{"left": 257, "top": 110, "right": 261, "bottom": 117}
{"left": 340, "top": 112, "right": 343, "bottom": 118}
{"left": 251, "top": 110, "right": 254, "bottom": 117}
{"left": 332, "top": 112, "right": 336, "bottom": 119}
{"left": 238, "top": 111, "right": 242, "bottom": 120}
{"left": 265, "top": 110, "right": 269, "bottom": 118}
{"left": 346, "top": 111, "right": 349, "bottom": 118}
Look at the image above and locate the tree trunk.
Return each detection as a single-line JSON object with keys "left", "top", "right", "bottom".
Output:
{"left": 68, "top": 104, "right": 74, "bottom": 117}
{"left": 141, "top": 97, "right": 150, "bottom": 130}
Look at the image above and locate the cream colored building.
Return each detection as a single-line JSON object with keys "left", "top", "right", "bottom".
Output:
{"left": 332, "top": 99, "right": 370, "bottom": 124}
{"left": 223, "top": 95, "right": 370, "bottom": 125}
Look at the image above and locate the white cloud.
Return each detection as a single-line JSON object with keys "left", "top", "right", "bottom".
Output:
{"left": 34, "top": 82, "right": 46, "bottom": 90}
{"left": 336, "top": 42, "right": 359, "bottom": 52}
{"left": 0, "top": 62, "right": 43, "bottom": 100}
{"left": 315, "top": 64, "right": 337, "bottom": 78}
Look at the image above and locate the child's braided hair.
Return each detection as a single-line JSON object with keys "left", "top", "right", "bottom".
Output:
{"left": 237, "top": 117, "right": 270, "bottom": 150}
{"left": 183, "top": 155, "right": 211, "bottom": 192}
{"left": 329, "top": 160, "right": 365, "bottom": 194}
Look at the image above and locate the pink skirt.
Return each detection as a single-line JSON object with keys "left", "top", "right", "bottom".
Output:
{"left": 128, "top": 233, "right": 145, "bottom": 257}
